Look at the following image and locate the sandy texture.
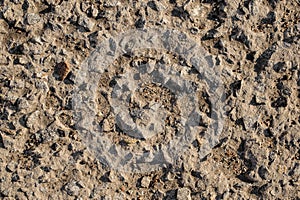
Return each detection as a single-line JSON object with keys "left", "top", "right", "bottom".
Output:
{"left": 0, "top": 0, "right": 299, "bottom": 199}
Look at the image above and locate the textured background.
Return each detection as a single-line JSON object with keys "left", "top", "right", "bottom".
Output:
{"left": 0, "top": 0, "right": 299, "bottom": 199}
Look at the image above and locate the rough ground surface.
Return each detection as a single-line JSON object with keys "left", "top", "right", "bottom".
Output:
{"left": 0, "top": 0, "right": 299, "bottom": 199}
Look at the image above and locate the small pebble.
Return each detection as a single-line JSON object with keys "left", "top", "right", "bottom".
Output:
{"left": 26, "top": 13, "right": 41, "bottom": 25}
{"left": 177, "top": 187, "right": 191, "bottom": 200}
{"left": 6, "top": 160, "right": 18, "bottom": 172}
{"left": 103, "top": 119, "right": 112, "bottom": 132}
{"left": 64, "top": 181, "right": 80, "bottom": 196}
{"left": 15, "top": 97, "right": 28, "bottom": 111}
{"left": 140, "top": 176, "right": 151, "bottom": 188}
{"left": 54, "top": 61, "right": 71, "bottom": 81}
{"left": 78, "top": 16, "right": 95, "bottom": 31}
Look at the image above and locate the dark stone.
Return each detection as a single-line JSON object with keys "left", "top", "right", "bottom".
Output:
{"left": 230, "top": 80, "right": 242, "bottom": 97}
{"left": 258, "top": 166, "right": 268, "bottom": 179}
{"left": 57, "top": 129, "right": 66, "bottom": 137}
{"left": 190, "top": 27, "right": 198, "bottom": 34}
{"left": 3, "top": 16, "right": 16, "bottom": 28}
{"left": 237, "top": 139, "right": 257, "bottom": 170}
{"left": 171, "top": 6, "right": 189, "bottom": 20}
{"left": 135, "top": 18, "right": 145, "bottom": 29}
{"left": 8, "top": 44, "right": 25, "bottom": 55}
{"left": 243, "top": 0, "right": 254, "bottom": 10}
{"left": 254, "top": 43, "right": 277, "bottom": 73}
{"left": 237, "top": 5, "right": 246, "bottom": 15}
{"left": 207, "top": 0, "right": 227, "bottom": 24}
{"left": 71, "top": 150, "right": 83, "bottom": 160}
{"left": 95, "top": 10, "right": 106, "bottom": 20}
{"left": 0, "top": 109, "right": 9, "bottom": 120}
{"left": 164, "top": 189, "right": 177, "bottom": 200}
{"left": 213, "top": 39, "right": 225, "bottom": 51}
{"left": 68, "top": 143, "right": 73, "bottom": 151}
{"left": 225, "top": 57, "right": 234, "bottom": 64}
{"left": 32, "top": 155, "right": 41, "bottom": 168}
{"left": 273, "top": 62, "right": 286, "bottom": 73}
{"left": 88, "top": 31, "right": 98, "bottom": 48}
{"left": 7, "top": 122, "right": 15, "bottom": 130}
{"left": 250, "top": 95, "right": 266, "bottom": 106}
{"left": 99, "top": 172, "right": 111, "bottom": 182}
{"left": 261, "top": 11, "right": 276, "bottom": 25}
{"left": 115, "top": 11, "right": 121, "bottom": 20}
{"left": 237, "top": 171, "right": 257, "bottom": 183}
{"left": 152, "top": 190, "right": 164, "bottom": 199}
{"left": 53, "top": 62, "right": 70, "bottom": 81}
{"left": 288, "top": 163, "right": 299, "bottom": 176}
{"left": 0, "top": 134, "right": 4, "bottom": 148}
{"left": 276, "top": 82, "right": 291, "bottom": 96}
{"left": 268, "top": 0, "right": 279, "bottom": 9}
{"left": 22, "top": 0, "right": 29, "bottom": 12}
{"left": 263, "top": 128, "right": 273, "bottom": 137}
{"left": 283, "top": 35, "right": 300, "bottom": 44}
{"left": 147, "top": 1, "right": 158, "bottom": 11}
{"left": 50, "top": 143, "right": 59, "bottom": 151}
{"left": 191, "top": 171, "right": 202, "bottom": 179}
{"left": 49, "top": 86, "right": 56, "bottom": 93}
{"left": 281, "top": 75, "right": 288, "bottom": 80}
{"left": 39, "top": 4, "right": 55, "bottom": 14}
{"left": 11, "top": 173, "right": 20, "bottom": 182}
{"left": 63, "top": 71, "right": 75, "bottom": 85}
{"left": 41, "top": 166, "right": 51, "bottom": 172}
{"left": 109, "top": 78, "right": 117, "bottom": 87}
{"left": 246, "top": 51, "right": 256, "bottom": 62}
{"left": 230, "top": 27, "right": 251, "bottom": 48}
{"left": 235, "top": 118, "right": 246, "bottom": 131}
{"left": 268, "top": 151, "right": 276, "bottom": 165}
{"left": 201, "top": 29, "right": 218, "bottom": 41}
{"left": 271, "top": 96, "right": 287, "bottom": 108}
{"left": 251, "top": 183, "right": 270, "bottom": 196}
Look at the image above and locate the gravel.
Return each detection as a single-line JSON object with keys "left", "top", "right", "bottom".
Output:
{"left": 0, "top": 0, "right": 299, "bottom": 199}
